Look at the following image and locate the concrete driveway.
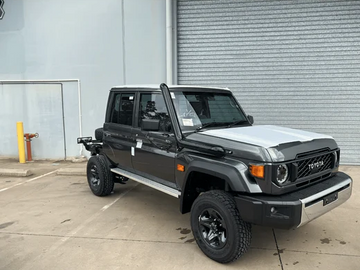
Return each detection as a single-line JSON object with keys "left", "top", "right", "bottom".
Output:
{"left": 0, "top": 160, "right": 359, "bottom": 270}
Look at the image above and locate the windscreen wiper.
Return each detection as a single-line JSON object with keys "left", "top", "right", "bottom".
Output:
{"left": 185, "top": 122, "right": 225, "bottom": 137}
{"left": 196, "top": 122, "right": 219, "bottom": 132}
{"left": 226, "top": 120, "right": 248, "bottom": 128}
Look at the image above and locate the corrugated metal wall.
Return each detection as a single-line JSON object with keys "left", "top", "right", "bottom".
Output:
{"left": 177, "top": 0, "right": 360, "bottom": 164}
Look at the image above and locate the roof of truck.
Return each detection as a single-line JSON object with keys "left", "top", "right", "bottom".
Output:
{"left": 110, "top": 84, "right": 230, "bottom": 92}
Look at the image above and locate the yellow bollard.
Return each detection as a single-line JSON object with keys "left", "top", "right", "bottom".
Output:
{"left": 16, "top": 122, "right": 26, "bottom": 164}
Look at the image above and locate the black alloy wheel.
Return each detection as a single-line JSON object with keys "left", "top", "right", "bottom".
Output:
{"left": 198, "top": 208, "right": 227, "bottom": 249}
{"left": 89, "top": 164, "right": 101, "bottom": 192}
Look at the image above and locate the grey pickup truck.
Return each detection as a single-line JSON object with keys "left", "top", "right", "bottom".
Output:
{"left": 78, "top": 83, "right": 352, "bottom": 263}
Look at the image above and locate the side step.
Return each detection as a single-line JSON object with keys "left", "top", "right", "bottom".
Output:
{"left": 111, "top": 168, "right": 180, "bottom": 198}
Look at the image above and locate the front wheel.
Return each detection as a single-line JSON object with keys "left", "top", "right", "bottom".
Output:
{"left": 190, "top": 190, "right": 252, "bottom": 263}
{"left": 86, "top": 155, "right": 114, "bottom": 196}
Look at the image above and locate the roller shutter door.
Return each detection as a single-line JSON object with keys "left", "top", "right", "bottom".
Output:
{"left": 177, "top": 0, "right": 360, "bottom": 164}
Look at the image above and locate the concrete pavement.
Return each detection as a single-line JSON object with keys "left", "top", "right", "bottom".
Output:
{"left": 0, "top": 161, "right": 359, "bottom": 270}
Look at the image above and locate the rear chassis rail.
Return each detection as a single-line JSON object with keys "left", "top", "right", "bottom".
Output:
{"left": 77, "top": 137, "right": 102, "bottom": 155}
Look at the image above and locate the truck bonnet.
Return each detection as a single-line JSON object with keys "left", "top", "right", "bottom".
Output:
{"left": 201, "top": 125, "right": 333, "bottom": 148}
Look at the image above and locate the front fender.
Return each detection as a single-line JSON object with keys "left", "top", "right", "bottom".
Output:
{"left": 176, "top": 155, "right": 262, "bottom": 214}
{"left": 183, "top": 160, "right": 250, "bottom": 192}
{"left": 177, "top": 154, "right": 263, "bottom": 193}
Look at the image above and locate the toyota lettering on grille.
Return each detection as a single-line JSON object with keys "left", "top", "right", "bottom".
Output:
{"left": 308, "top": 161, "right": 324, "bottom": 170}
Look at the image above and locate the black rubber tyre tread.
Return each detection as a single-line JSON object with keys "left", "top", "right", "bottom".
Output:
{"left": 190, "top": 190, "right": 252, "bottom": 263}
{"left": 86, "top": 155, "right": 114, "bottom": 196}
{"left": 94, "top": 128, "right": 104, "bottom": 141}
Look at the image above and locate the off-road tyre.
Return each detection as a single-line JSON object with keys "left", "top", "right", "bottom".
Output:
{"left": 86, "top": 155, "right": 114, "bottom": 196}
{"left": 94, "top": 128, "right": 103, "bottom": 141}
{"left": 190, "top": 190, "right": 252, "bottom": 263}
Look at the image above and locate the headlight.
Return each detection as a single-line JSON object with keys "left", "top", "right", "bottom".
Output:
{"left": 276, "top": 164, "right": 289, "bottom": 185}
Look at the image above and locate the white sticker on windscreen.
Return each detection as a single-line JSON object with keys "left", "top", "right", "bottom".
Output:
{"left": 170, "top": 92, "right": 176, "bottom": 99}
{"left": 182, "top": 118, "right": 194, "bottom": 126}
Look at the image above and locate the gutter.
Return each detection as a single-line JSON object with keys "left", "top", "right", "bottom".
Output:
{"left": 166, "top": 0, "right": 176, "bottom": 84}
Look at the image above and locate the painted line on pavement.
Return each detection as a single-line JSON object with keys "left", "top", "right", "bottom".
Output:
{"left": 18, "top": 183, "right": 139, "bottom": 270}
{"left": 0, "top": 170, "right": 57, "bottom": 193}
{"left": 50, "top": 183, "right": 139, "bottom": 248}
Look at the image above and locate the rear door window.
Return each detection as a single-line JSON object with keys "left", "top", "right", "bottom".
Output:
{"left": 109, "top": 93, "right": 135, "bottom": 126}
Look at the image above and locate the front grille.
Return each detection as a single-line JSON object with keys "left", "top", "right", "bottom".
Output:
{"left": 297, "top": 152, "right": 333, "bottom": 179}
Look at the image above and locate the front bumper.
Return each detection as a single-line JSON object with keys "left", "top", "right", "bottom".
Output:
{"left": 234, "top": 172, "right": 352, "bottom": 229}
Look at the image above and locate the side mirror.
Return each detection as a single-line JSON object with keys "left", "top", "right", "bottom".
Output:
{"left": 141, "top": 119, "right": 160, "bottom": 131}
{"left": 247, "top": 115, "right": 254, "bottom": 125}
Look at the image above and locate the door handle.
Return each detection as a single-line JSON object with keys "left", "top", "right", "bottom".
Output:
{"left": 104, "top": 132, "right": 111, "bottom": 137}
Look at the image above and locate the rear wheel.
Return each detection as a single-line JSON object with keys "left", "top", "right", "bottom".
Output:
{"left": 86, "top": 155, "right": 114, "bottom": 196}
{"left": 190, "top": 190, "right": 251, "bottom": 263}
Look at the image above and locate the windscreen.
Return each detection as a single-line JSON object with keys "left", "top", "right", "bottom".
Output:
{"left": 172, "top": 91, "right": 247, "bottom": 131}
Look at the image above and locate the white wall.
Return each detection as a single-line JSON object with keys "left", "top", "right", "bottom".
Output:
{"left": 123, "top": 0, "right": 166, "bottom": 84}
{"left": 0, "top": 84, "right": 66, "bottom": 159}
{"left": 0, "top": 0, "right": 166, "bottom": 159}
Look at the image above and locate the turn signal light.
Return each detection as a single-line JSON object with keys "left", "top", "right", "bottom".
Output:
{"left": 249, "top": 164, "right": 264, "bottom": 178}
{"left": 177, "top": 164, "right": 185, "bottom": 172}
